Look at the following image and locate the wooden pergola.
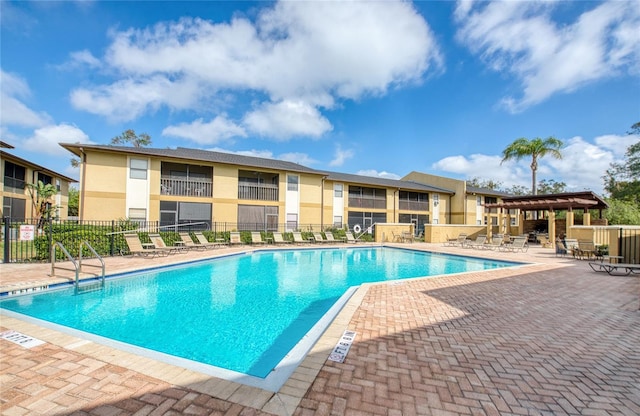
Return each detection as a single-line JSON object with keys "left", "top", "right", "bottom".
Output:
{"left": 485, "top": 191, "right": 609, "bottom": 244}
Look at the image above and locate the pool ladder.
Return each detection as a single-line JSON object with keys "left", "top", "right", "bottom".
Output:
{"left": 51, "top": 241, "right": 105, "bottom": 294}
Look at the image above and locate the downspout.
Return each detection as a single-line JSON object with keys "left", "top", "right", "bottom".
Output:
{"left": 448, "top": 194, "right": 452, "bottom": 224}
{"left": 321, "top": 175, "right": 326, "bottom": 228}
{"left": 79, "top": 148, "right": 86, "bottom": 220}
{"left": 394, "top": 188, "right": 399, "bottom": 223}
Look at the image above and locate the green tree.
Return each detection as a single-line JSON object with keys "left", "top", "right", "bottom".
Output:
{"left": 603, "top": 122, "right": 640, "bottom": 204}
{"left": 68, "top": 187, "right": 79, "bottom": 217}
{"left": 110, "top": 129, "right": 152, "bottom": 147}
{"left": 503, "top": 184, "right": 529, "bottom": 196}
{"left": 466, "top": 177, "right": 503, "bottom": 190}
{"left": 501, "top": 137, "right": 564, "bottom": 195}
{"left": 25, "top": 180, "right": 59, "bottom": 226}
{"left": 537, "top": 179, "right": 567, "bottom": 194}
{"left": 602, "top": 198, "right": 640, "bottom": 225}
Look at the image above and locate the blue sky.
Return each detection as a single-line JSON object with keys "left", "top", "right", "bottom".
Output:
{"left": 1, "top": 0, "right": 639, "bottom": 194}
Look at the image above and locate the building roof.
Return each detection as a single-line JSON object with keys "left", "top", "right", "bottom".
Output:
{"left": 1, "top": 150, "right": 76, "bottom": 183}
{"left": 324, "top": 171, "right": 455, "bottom": 194}
{"left": 60, "top": 143, "right": 456, "bottom": 193}
{"left": 466, "top": 185, "right": 512, "bottom": 197}
{"left": 60, "top": 144, "right": 325, "bottom": 175}
{"left": 484, "top": 191, "right": 609, "bottom": 211}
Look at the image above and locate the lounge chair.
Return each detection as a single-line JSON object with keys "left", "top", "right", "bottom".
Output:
{"left": 292, "top": 232, "right": 312, "bottom": 244}
{"left": 589, "top": 262, "right": 640, "bottom": 276}
{"left": 229, "top": 232, "right": 243, "bottom": 245}
{"left": 194, "top": 232, "right": 221, "bottom": 249}
{"left": 444, "top": 233, "right": 467, "bottom": 247}
{"left": 178, "top": 232, "right": 206, "bottom": 250}
{"left": 345, "top": 231, "right": 361, "bottom": 243}
{"left": 324, "top": 233, "right": 342, "bottom": 243}
{"left": 500, "top": 236, "right": 528, "bottom": 252}
{"left": 123, "top": 234, "right": 169, "bottom": 257}
{"left": 149, "top": 233, "right": 186, "bottom": 254}
{"left": 564, "top": 239, "right": 579, "bottom": 257}
{"left": 312, "top": 232, "right": 330, "bottom": 243}
{"left": 483, "top": 235, "right": 503, "bottom": 250}
{"left": 272, "top": 233, "right": 292, "bottom": 244}
{"left": 465, "top": 235, "right": 487, "bottom": 249}
{"left": 250, "top": 232, "right": 267, "bottom": 245}
{"left": 576, "top": 240, "right": 596, "bottom": 260}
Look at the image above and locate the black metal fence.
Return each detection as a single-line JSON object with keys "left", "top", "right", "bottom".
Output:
{"left": 1, "top": 217, "right": 371, "bottom": 263}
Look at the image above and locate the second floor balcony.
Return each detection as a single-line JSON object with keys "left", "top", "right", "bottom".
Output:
{"left": 160, "top": 178, "right": 212, "bottom": 197}
{"left": 238, "top": 182, "right": 279, "bottom": 201}
{"left": 399, "top": 200, "right": 429, "bottom": 211}
{"left": 348, "top": 196, "right": 386, "bottom": 209}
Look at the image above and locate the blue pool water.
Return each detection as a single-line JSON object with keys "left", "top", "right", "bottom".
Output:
{"left": 0, "top": 247, "right": 519, "bottom": 379}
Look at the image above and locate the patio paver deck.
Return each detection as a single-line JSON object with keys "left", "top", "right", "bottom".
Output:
{"left": 1, "top": 243, "right": 638, "bottom": 415}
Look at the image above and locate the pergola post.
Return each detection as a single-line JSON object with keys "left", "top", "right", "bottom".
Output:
{"left": 548, "top": 210, "right": 556, "bottom": 248}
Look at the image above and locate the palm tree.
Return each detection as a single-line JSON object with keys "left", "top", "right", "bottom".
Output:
{"left": 25, "top": 180, "right": 59, "bottom": 228}
{"left": 501, "top": 137, "right": 563, "bottom": 195}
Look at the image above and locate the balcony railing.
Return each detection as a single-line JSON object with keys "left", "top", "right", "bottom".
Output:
{"left": 348, "top": 197, "right": 386, "bottom": 209}
{"left": 238, "top": 183, "right": 279, "bottom": 201}
{"left": 399, "top": 201, "right": 429, "bottom": 211}
{"left": 3, "top": 177, "right": 26, "bottom": 193}
{"left": 160, "top": 178, "right": 212, "bottom": 197}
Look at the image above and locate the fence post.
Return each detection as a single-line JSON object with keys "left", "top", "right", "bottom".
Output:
{"left": 110, "top": 220, "right": 115, "bottom": 256}
{"left": 3, "top": 217, "right": 10, "bottom": 263}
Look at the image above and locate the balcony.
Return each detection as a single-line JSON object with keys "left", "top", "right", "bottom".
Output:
{"left": 348, "top": 197, "right": 386, "bottom": 209}
{"left": 238, "top": 183, "right": 279, "bottom": 201}
{"left": 160, "top": 178, "right": 212, "bottom": 197}
{"left": 399, "top": 201, "right": 429, "bottom": 211}
{"left": 3, "top": 177, "right": 26, "bottom": 194}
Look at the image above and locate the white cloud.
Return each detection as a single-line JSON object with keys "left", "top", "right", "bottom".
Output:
{"left": 0, "top": 69, "right": 51, "bottom": 127}
{"left": 205, "top": 147, "right": 315, "bottom": 165}
{"left": 23, "top": 123, "right": 93, "bottom": 156}
{"left": 431, "top": 135, "right": 640, "bottom": 194}
{"left": 70, "top": 1, "right": 442, "bottom": 138}
{"left": 67, "top": 49, "right": 102, "bottom": 69}
{"left": 162, "top": 115, "right": 246, "bottom": 145}
{"left": 455, "top": 0, "right": 640, "bottom": 112}
{"left": 356, "top": 169, "right": 401, "bottom": 180}
{"left": 329, "top": 144, "right": 354, "bottom": 167}
{"left": 278, "top": 152, "right": 318, "bottom": 166}
{"left": 243, "top": 100, "right": 332, "bottom": 140}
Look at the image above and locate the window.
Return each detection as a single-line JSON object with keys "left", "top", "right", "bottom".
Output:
{"left": 238, "top": 205, "right": 278, "bottom": 231}
{"left": 128, "top": 208, "right": 147, "bottom": 221}
{"left": 485, "top": 196, "right": 497, "bottom": 204}
{"left": 287, "top": 175, "right": 298, "bottom": 191}
{"left": 130, "top": 159, "right": 148, "bottom": 179}
{"left": 3, "top": 161, "right": 26, "bottom": 192}
{"left": 55, "top": 179, "right": 61, "bottom": 192}
{"left": 3, "top": 197, "right": 26, "bottom": 221}
{"left": 286, "top": 213, "right": 298, "bottom": 230}
{"left": 334, "top": 184, "right": 343, "bottom": 198}
{"left": 333, "top": 216, "right": 342, "bottom": 227}
{"left": 476, "top": 196, "right": 482, "bottom": 206}
{"left": 37, "top": 173, "right": 53, "bottom": 185}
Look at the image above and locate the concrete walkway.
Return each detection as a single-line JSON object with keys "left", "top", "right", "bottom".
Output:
{"left": 1, "top": 243, "right": 638, "bottom": 415}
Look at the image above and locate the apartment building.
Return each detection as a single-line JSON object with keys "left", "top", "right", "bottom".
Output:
{"left": 1, "top": 142, "right": 74, "bottom": 221}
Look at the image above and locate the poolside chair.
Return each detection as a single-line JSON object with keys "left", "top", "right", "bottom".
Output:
{"left": 292, "top": 232, "right": 312, "bottom": 244}
{"left": 483, "top": 235, "right": 503, "bottom": 251}
{"left": 589, "top": 262, "right": 640, "bottom": 276}
{"left": 345, "top": 231, "right": 361, "bottom": 243}
{"left": 194, "top": 232, "right": 221, "bottom": 249}
{"left": 465, "top": 235, "right": 487, "bottom": 249}
{"left": 444, "top": 233, "right": 467, "bottom": 247}
{"left": 272, "top": 233, "right": 293, "bottom": 244}
{"left": 324, "top": 233, "right": 342, "bottom": 243}
{"left": 500, "top": 236, "right": 528, "bottom": 253}
{"left": 250, "top": 232, "right": 267, "bottom": 245}
{"left": 229, "top": 232, "right": 243, "bottom": 245}
{"left": 576, "top": 240, "right": 596, "bottom": 260}
{"left": 178, "top": 232, "right": 207, "bottom": 250}
{"left": 555, "top": 239, "right": 568, "bottom": 257}
{"left": 149, "top": 233, "right": 186, "bottom": 254}
{"left": 312, "top": 232, "right": 330, "bottom": 243}
{"left": 123, "top": 234, "right": 169, "bottom": 258}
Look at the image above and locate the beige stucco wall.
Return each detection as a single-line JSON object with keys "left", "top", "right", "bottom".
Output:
{"left": 80, "top": 152, "right": 127, "bottom": 220}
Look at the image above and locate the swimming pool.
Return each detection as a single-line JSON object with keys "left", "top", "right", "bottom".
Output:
{"left": 0, "top": 247, "right": 520, "bottom": 390}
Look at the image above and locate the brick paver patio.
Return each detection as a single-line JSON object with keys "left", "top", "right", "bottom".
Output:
{"left": 1, "top": 244, "right": 638, "bottom": 415}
